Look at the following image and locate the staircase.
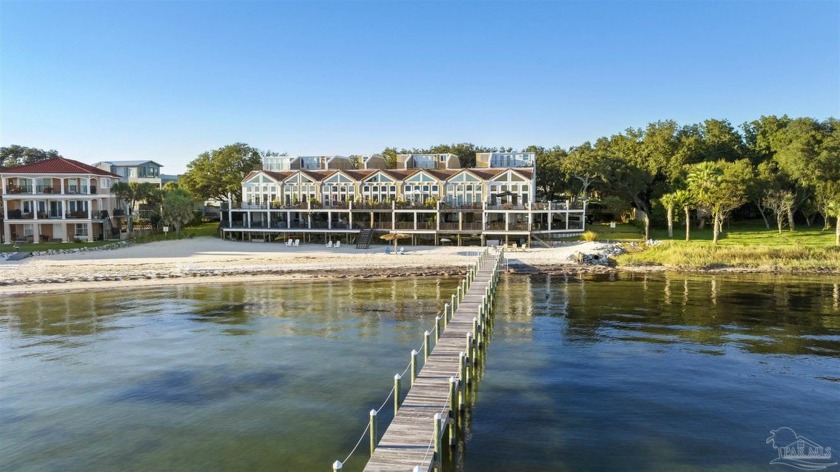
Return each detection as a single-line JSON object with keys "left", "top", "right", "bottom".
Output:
{"left": 355, "top": 228, "right": 374, "bottom": 249}
{"left": 530, "top": 233, "right": 553, "bottom": 248}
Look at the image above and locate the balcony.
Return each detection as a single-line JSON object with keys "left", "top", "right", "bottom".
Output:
{"left": 6, "top": 185, "right": 33, "bottom": 194}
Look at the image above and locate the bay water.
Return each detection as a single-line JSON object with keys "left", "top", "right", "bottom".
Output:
{"left": 1, "top": 274, "right": 838, "bottom": 471}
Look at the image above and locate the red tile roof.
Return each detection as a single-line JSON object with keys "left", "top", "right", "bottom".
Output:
{"left": 0, "top": 157, "right": 121, "bottom": 177}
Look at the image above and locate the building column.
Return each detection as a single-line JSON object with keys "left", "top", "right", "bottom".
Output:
{"left": 3, "top": 222, "right": 11, "bottom": 245}
{"left": 87, "top": 222, "right": 93, "bottom": 242}
{"left": 60, "top": 179, "right": 65, "bottom": 194}
{"left": 62, "top": 200, "right": 67, "bottom": 220}
{"left": 87, "top": 202, "right": 92, "bottom": 219}
{"left": 62, "top": 223, "right": 69, "bottom": 243}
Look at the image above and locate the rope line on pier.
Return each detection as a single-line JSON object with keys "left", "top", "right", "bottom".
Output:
{"left": 337, "top": 248, "right": 496, "bottom": 470}
{"left": 341, "top": 423, "right": 371, "bottom": 465}
{"left": 418, "top": 402, "right": 451, "bottom": 468}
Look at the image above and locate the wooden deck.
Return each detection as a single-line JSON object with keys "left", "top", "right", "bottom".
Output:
{"left": 364, "top": 250, "right": 501, "bottom": 472}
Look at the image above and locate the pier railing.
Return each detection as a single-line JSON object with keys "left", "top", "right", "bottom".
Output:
{"left": 334, "top": 247, "right": 504, "bottom": 471}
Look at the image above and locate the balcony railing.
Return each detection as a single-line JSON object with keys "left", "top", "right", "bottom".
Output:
{"left": 6, "top": 186, "right": 33, "bottom": 194}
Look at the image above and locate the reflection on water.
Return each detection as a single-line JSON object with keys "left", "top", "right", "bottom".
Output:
{"left": 1, "top": 273, "right": 838, "bottom": 471}
{"left": 464, "top": 273, "right": 840, "bottom": 472}
{"left": 0, "top": 277, "right": 457, "bottom": 472}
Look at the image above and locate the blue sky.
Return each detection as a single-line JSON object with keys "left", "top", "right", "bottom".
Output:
{"left": 1, "top": 0, "right": 838, "bottom": 173}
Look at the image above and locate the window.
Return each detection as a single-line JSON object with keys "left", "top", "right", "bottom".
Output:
{"left": 75, "top": 224, "right": 88, "bottom": 237}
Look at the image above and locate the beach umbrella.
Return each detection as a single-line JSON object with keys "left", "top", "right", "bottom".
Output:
{"left": 380, "top": 232, "right": 410, "bottom": 251}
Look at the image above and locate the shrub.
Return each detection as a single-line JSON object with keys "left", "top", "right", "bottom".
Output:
{"left": 582, "top": 230, "right": 598, "bottom": 242}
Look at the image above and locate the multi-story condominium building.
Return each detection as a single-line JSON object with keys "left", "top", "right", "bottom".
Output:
{"left": 263, "top": 155, "right": 354, "bottom": 172}
{"left": 1, "top": 158, "right": 121, "bottom": 244}
{"left": 396, "top": 153, "right": 460, "bottom": 170}
{"left": 223, "top": 151, "right": 585, "bottom": 247}
{"left": 93, "top": 160, "right": 164, "bottom": 187}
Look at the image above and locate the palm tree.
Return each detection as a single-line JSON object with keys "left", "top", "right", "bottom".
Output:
{"left": 111, "top": 182, "right": 154, "bottom": 235}
{"left": 826, "top": 200, "right": 840, "bottom": 247}
{"left": 673, "top": 190, "right": 693, "bottom": 241}
{"left": 660, "top": 189, "right": 692, "bottom": 240}
{"left": 660, "top": 193, "right": 678, "bottom": 239}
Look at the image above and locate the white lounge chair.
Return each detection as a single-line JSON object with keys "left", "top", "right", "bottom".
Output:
{"left": 398, "top": 247, "right": 405, "bottom": 255}
{"left": 294, "top": 239, "right": 300, "bottom": 246}
{"left": 335, "top": 241, "right": 341, "bottom": 248}
{"left": 286, "top": 239, "right": 293, "bottom": 247}
{"left": 327, "top": 241, "right": 333, "bottom": 248}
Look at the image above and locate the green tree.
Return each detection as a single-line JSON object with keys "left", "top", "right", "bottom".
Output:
{"left": 561, "top": 142, "right": 607, "bottom": 199}
{"left": 111, "top": 182, "right": 155, "bottom": 234}
{"left": 687, "top": 160, "right": 753, "bottom": 244}
{"left": 599, "top": 130, "right": 659, "bottom": 241}
{"left": 701, "top": 118, "right": 744, "bottom": 162}
{"left": 180, "top": 143, "right": 262, "bottom": 202}
{"left": 427, "top": 143, "right": 485, "bottom": 168}
{"left": 1, "top": 145, "right": 62, "bottom": 168}
{"left": 673, "top": 189, "right": 694, "bottom": 241}
{"left": 347, "top": 155, "right": 363, "bottom": 169}
{"left": 528, "top": 145, "right": 567, "bottom": 201}
{"left": 826, "top": 199, "right": 840, "bottom": 247}
{"left": 161, "top": 188, "right": 196, "bottom": 237}
{"left": 660, "top": 190, "right": 692, "bottom": 239}
{"left": 380, "top": 147, "right": 398, "bottom": 169}
{"left": 763, "top": 189, "right": 796, "bottom": 234}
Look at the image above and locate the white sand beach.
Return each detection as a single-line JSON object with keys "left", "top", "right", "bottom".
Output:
{"left": 0, "top": 238, "right": 615, "bottom": 296}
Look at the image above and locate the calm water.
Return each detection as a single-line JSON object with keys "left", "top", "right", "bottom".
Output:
{"left": 1, "top": 274, "right": 839, "bottom": 471}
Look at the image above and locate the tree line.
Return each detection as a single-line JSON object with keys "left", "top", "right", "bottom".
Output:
{"left": 526, "top": 116, "right": 839, "bottom": 245}
{"left": 4, "top": 114, "right": 838, "bottom": 245}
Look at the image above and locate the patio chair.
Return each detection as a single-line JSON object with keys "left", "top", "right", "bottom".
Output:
{"left": 385, "top": 247, "right": 391, "bottom": 255}
{"left": 286, "top": 239, "right": 293, "bottom": 247}
{"left": 294, "top": 239, "right": 300, "bottom": 246}
{"left": 327, "top": 240, "right": 333, "bottom": 248}
{"left": 335, "top": 241, "right": 341, "bottom": 248}
{"left": 398, "top": 247, "right": 405, "bottom": 255}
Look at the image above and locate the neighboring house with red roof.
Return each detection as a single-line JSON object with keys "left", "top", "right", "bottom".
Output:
{"left": 227, "top": 151, "right": 586, "bottom": 247}
{"left": 1, "top": 158, "right": 121, "bottom": 244}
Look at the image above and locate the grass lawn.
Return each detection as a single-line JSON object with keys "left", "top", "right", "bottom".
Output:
{"left": 0, "top": 240, "right": 115, "bottom": 253}
{"left": 0, "top": 222, "right": 222, "bottom": 253}
{"left": 582, "top": 223, "right": 644, "bottom": 241}
{"left": 605, "top": 219, "right": 840, "bottom": 271}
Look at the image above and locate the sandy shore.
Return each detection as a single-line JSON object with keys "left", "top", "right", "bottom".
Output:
{"left": 0, "top": 238, "right": 615, "bottom": 296}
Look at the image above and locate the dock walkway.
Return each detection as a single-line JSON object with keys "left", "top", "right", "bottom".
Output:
{"left": 363, "top": 249, "right": 502, "bottom": 472}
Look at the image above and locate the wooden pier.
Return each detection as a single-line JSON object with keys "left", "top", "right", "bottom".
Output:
{"left": 354, "top": 248, "right": 503, "bottom": 472}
